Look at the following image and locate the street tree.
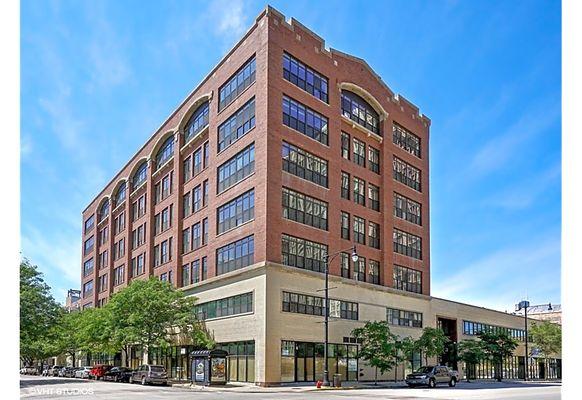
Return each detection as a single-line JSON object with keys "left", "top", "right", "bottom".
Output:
{"left": 352, "top": 321, "right": 400, "bottom": 385}
{"left": 477, "top": 331, "right": 518, "bottom": 382}
{"left": 106, "top": 277, "right": 213, "bottom": 363}
{"left": 414, "top": 327, "right": 450, "bottom": 365}
{"left": 457, "top": 339, "right": 485, "bottom": 382}
{"left": 529, "top": 321, "right": 561, "bottom": 378}
{"left": 20, "top": 258, "right": 62, "bottom": 367}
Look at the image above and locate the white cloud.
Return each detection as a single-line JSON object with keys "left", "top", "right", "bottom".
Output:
{"left": 469, "top": 101, "right": 560, "bottom": 175}
{"left": 432, "top": 232, "right": 561, "bottom": 311}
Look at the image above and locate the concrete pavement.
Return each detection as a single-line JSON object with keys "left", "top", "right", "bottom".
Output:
{"left": 20, "top": 374, "right": 561, "bottom": 399}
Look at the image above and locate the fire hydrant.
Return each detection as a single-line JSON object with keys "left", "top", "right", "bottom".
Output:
{"left": 316, "top": 380, "right": 322, "bottom": 388}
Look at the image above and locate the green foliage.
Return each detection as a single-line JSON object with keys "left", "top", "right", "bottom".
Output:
{"left": 106, "top": 277, "right": 213, "bottom": 361}
{"left": 20, "top": 259, "right": 62, "bottom": 365}
{"left": 477, "top": 330, "right": 518, "bottom": 381}
{"left": 529, "top": 321, "right": 561, "bottom": 359}
{"left": 415, "top": 327, "right": 450, "bottom": 364}
{"left": 457, "top": 339, "right": 485, "bottom": 381}
{"left": 352, "top": 321, "right": 400, "bottom": 382}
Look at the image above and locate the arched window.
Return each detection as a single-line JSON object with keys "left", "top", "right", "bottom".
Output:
{"left": 113, "top": 182, "right": 126, "bottom": 208}
{"left": 132, "top": 161, "right": 147, "bottom": 189}
{"left": 155, "top": 136, "right": 174, "bottom": 170}
{"left": 98, "top": 199, "right": 110, "bottom": 222}
{"left": 341, "top": 90, "right": 380, "bottom": 135}
{"left": 184, "top": 101, "right": 209, "bottom": 143}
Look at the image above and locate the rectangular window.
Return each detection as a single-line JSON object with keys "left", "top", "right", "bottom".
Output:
{"left": 354, "top": 257, "right": 366, "bottom": 282}
{"left": 341, "top": 212, "right": 350, "bottom": 240}
{"left": 132, "top": 223, "right": 146, "bottom": 249}
{"left": 98, "top": 250, "right": 108, "bottom": 269}
{"left": 204, "top": 142, "right": 209, "bottom": 168}
{"left": 195, "top": 292, "right": 253, "bottom": 321}
{"left": 218, "top": 97, "right": 256, "bottom": 152}
{"left": 353, "top": 138, "right": 366, "bottom": 167}
{"left": 182, "top": 227, "right": 191, "bottom": 254}
{"left": 341, "top": 132, "right": 350, "bottom": 160}
{"left": 84, "top": 236, "right": 94, "bottom": 255}
{"left": 369, "top": 259, "right": 380, "bottom": 284}
{"left": 282, "top": 291, "right": 358, "bottom": 320}
{"left": 393, "top": 157, "right": 421, "bottom": 192}
{"left": 340, "top": 252, "right": 350, "bottom": 278}
{"left": 394, "top": 193, "right": 422, "bottom": 225}
{"left": 368, "top": 221, "right": 380, "bottom": 249}
{"left": 368, "top": 184, "right": 380, "bottom": 212}
{"left": 98, "top": 227, "right": 108, "bottom": 247}
{"left": 192, "top": 259, "right": 200, "bottom": 284}
{"left": 132, "top": 195, "right": 146, "bottom": 221}
{"left": 83, "top": 258, "right": 94, "bottom": 277}
{"left": 84, "top": 215, "right": 95, "bottom": 233}
{"left": 193, "top": 147, "right": 203, "bottom": 176}
{"left": 183, "top": 192, "right": 192, "bottom": 217}
{"left": 218, "top": 56, "right": 256, "bottom": 112}
{"left": 353, "top": 177, "right": 365, "bottom": 206}
{"left": 83, "top": 280, "right": 93, "bottom": 297}
{"left": 216, "top": 235, "right": 255, "bottom": 275}
{"left": 202, "top": 217, "right": 208, "bottom": 245}
{"left": 353, "top": 216, "right": 366, "bottom": 245}
{"left": 114, "top": 212, "right": 125, "bottom": 235}
{"left": 114, "top": 265, "right": 125, "bottom": 286}
{"left": 182, "top": 264, "right": 190, "bottom": 287}
{"left": 393, "top": 265, "right": 422, "bottom": 294}
{"left": 98, "top": 273, "right": 108, "bottom": 293}
{"left": 282, "top": 52, "right": 328, "bottom": 102}
{"left": 282, "top": 96, "right": 328, "bottom": 145}
{"left": 155, "top": 238, "right": 172, "bottom": 267}
{"left": 131, "top": 253, "right": 145, "bottom": 277}
{"left": 368, "top": 146, "right": 380, "bottom": 174}
{"left": 193, "top": 185, "right": 202, "bottom": 212}
{"left": 217, "top": 189, "right": 255, "bottom": 234}
{"left": 161, "top": 205, "right": 172, "bottom": 232}
{"left": 281, "top": 234, "right": 327, "bottom": 273}
{"left": 114, "top": 238, "right": 125, "bottom": 260}
{"left": 393, "top": 229, "right": 422, "bottom": 259}
{"left": 341, "top": 172, "right": 350, "bottom": 200}
{"left": 217, "top": 143, "right": 255, "bottom": 193}
{"left": 203, "top": 180, "right": 209, "bottom": 207}
{"left": 201, "top": 256, "right": 208, "bottom": 281}
{"left": 282, "top": 142, "right": 328, "bottom": 188}
{"left": 282, "top": 187, "right": 328, "bottom": 231}
{"left": 393, "top": 122, "right": 421, "bottom": 158}
{"left": 387, "top": 307, "right": 423, "bottom": 328}
{"left": 462, "top": 320, "right": 525, "bottom": 341}
{"left": 183, "top": 155, "right": 192, "bottom": 183}
{"left": 162, "top": 172, "right": 172, "bottom": 200}
{"left": 192, "top": 222, "right": 201, "bottom": 250}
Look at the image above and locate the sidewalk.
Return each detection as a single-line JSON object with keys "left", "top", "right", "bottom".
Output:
{"left": 172, "top": 379, "right": 561, "bottom": 393}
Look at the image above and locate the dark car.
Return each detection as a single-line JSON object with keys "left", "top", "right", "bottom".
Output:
{"left": 130, "top": 364, "right": 167, "bottom": 386}
{"left": 89, "top": 364, "right": 113, "bottom": 380}
{"left": 406, "top": 365, "right": 459, "bottom": 388}
{"left": 103, "top": 367, "right": 133, "bottom": 383}
{"left": 50, "top": 365, "right": 64, "bottom": 377}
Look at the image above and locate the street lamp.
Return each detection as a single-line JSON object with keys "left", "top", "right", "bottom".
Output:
{"left": 322, "top": 245, "right": 358, "bottom": 387}
{"left": 515, "top": 301, "right": 553, "bottom": 381}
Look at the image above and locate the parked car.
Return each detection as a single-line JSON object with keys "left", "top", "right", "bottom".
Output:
{"left": 58, "top": 367, "right": 70, "bottom": 377}
{"left": 130, "top": 364, "right": 168, "bottom": 386}
{"left": 406, "top": 365, "right": 459, "bottom": 388}
{"left": 21, "top": 366, "right": 37, "bottom": 375}
{"left": 103, "top": 367, "right": 133, "bottom": 383}
{"left": 75, "top": 366, "right": 92, "bottom": 379}
{"left": 41, "top": 367, "right": 50, "bottom": 376}
{"left": 50, "top": 366, "right": 64, "bottom": 377}
{"left": 63, "top": 367, "right": 80, "bottom": 378}
{"left": 89, "top": 364, "right": 113, "bottom": 380}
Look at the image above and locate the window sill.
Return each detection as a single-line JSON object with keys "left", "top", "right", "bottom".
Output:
{"left": 216, "top": 80, "right": 256, "bottom": 117}
{"left": 152, "top": 157, "right": 174, "bottom": 179}
{"left": 182, "top": 243, "right": 208, "bottom": 257}
{"left": 282, "top": 124, "right": 329, "bottom": 148}
{"left": 112, "top": 202, "right": 125, "bottom": 215}
{"left": 281, "top": 170, "right": 329, "bottom": 191}
{"left": 180, "top": 125, "right": 209, "bottom": 154}
{"left": 216, "top": 172, "right": 256, "bottom": 198}
{"left": 216, "top": 125, "right": 256, "bottom": 157}
{"left": 341, "top": 115, "right": 383, "bottom": 144}
{"left": 130, "top": 181, "right": 147, "bottom": 197}
{"left": 199, "top": 311, "right": 254, "bottom": 323}
{"left": 216, "top": 218, "right": 255, "bottom": 238}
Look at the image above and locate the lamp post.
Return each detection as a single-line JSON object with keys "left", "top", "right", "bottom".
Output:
{"left": 515, "top": 301, "right": 553, "bottom": 381}
{"left": 322, "top": 245, "right": 358, "bottom": 387}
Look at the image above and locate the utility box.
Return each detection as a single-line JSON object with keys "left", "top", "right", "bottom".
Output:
{"left": 333, "top": 373, "right": 342, "bottom": 387}
{"left": 190, "top": 349, "right": 228, "bottom": 386}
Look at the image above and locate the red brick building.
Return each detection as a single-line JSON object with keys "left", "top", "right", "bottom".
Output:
{"left": 80, "top": 6, "right": 430, "bottom": 309}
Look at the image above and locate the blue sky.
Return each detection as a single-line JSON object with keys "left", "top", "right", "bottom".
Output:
{"left": 20, "top": 0, "right": 561, "bottom": 311}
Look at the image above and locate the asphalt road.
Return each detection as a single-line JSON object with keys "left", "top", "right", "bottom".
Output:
{"left": 20, "top": 375, "right": 561, "bottom": 400}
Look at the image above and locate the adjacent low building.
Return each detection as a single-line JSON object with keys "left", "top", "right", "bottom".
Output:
{"left": 79, "top": 5, "right": 561, "bottom": 384}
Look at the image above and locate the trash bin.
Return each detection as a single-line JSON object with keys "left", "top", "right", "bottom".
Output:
{"left": 333, "top": 374, "right": 342, "bottom": 388}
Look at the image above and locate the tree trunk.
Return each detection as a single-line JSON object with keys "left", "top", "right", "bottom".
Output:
{"left": 374, "top": 366, "right": 378, "bottom": 385}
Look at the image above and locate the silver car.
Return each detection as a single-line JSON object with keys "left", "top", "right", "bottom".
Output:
{"left": 130, "top": 364, "right": 168, "bottom": 386}
{"left": 75, "top": 366, "right": 92, "bottom": 379}
{"left": 406, "top": 365, "right": 459, "bottom": 388}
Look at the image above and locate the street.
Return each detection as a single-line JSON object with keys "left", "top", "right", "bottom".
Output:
{"left": 20, "top": 375, "right": 561, "bottom": 400}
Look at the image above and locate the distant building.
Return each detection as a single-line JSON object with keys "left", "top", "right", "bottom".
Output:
{"left": 65, "top": 289, "right": 81, "bottom": 312}
{"left": 515, "top": 303, "right": 561, "bottom": 325}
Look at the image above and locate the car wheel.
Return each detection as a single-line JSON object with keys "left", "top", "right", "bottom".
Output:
{"left": 428, "top": 378, "right": 436, "bottom": 388}
{"left": 449, "top": 378, "right": 457, "bottom": 387}
{"left": 141, "top": 376, "right": 147, "bottom": 386}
